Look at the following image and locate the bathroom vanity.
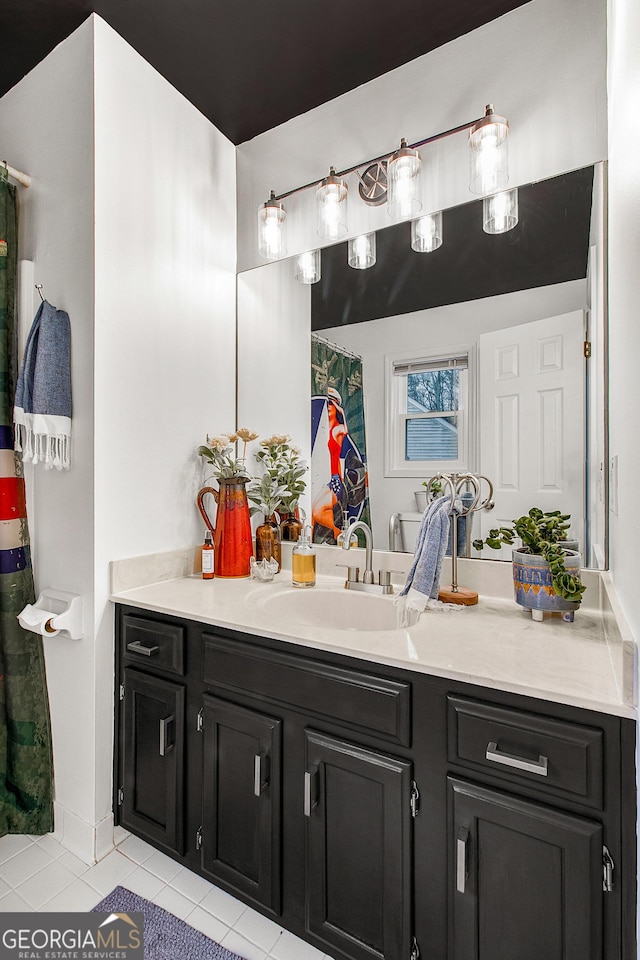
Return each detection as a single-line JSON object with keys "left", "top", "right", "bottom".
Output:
{"left": 112, "top": 568, "right": 636, "bottom": 960}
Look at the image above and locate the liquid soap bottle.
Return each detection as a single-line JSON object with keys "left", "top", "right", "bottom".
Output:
{"left": 291, "top": 526, "right": 316, "bottom": 588}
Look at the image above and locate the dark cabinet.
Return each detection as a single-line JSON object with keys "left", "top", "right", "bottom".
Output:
{"left": 120, "top": 667, "right": 186, "bottom": 855}
{"left": 114, "top": 605, "right": 635, "bottom": 960}
{"left": 304, "top": 730, "right": 414, "bottom": 960}
{"left": 201, "top": 694, "right": 282, "bottom": 913}
{"left": 449, "top": 777, "right": 604, "bottom": 960}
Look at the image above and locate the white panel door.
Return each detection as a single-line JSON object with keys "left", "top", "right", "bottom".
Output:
{"left": 478, "top": 312, "right": 585, "bottom": 559}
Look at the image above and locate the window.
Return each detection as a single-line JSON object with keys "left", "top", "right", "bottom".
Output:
{"left": 385, "top": 349, "right": 473, "bottom": 477}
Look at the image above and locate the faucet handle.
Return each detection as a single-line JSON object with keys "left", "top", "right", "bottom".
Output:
{"left": 334, "top": 562, "right": 360, "bottom": 583}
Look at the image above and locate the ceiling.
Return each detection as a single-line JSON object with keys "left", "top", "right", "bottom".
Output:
{"left": 1, "top": 0, "right": 531, "bottom": 145}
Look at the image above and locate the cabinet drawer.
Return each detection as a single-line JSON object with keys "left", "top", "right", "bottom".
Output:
{"left": 203, "top": 633, "right": 411, "bottom": 746}
{"left": 122, "top": 613, "right": 186, "bottom": 676}
{"left": 447, "top": 696, "right": 604, "bottom": 808}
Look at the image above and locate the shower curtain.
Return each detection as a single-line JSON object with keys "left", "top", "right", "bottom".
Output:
{"left": 311, "top": 336, "right": 371, "bottom": 544}
{"left": 0, "top": 165, "right": 54, "bottom": 835}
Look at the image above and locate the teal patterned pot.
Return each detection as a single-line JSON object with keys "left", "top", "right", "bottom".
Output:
{"left": 512, "top": 548, "right": 582, "bottom": 620}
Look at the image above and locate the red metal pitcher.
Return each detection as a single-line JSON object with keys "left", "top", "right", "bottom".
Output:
{"left": 197, "top": 477, "right": 253, "bottom": 578}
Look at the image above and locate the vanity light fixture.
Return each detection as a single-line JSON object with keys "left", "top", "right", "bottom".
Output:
{"left": 411, "top": 211, "right": 443, "bottom": 253}
{"left": 468, "top": 104, "right": 510, "bottom": 196}
{"left": 483, "top": 188, "right": 519, "bottom": 234}
{"left": 255, "top": 104, "right": 510, "bottom": 259}
{"left": 316, "top": 167, "right": 349, "bottom": 241}
{"left": 387, "top": 139, "right": 422, "bottom": 220}
{"left": 348, "top": 233, "right": 376, "bottom": 270}
{"left": 257, "top": 191, "right": 287, "bottom": 260}
{"left": 294, "top": 249, "right": 321, "bottom": 284}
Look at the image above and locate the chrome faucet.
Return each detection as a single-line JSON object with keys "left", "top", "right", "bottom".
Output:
{"left": 340, "top": 520, "right": 394, "bottom": 594}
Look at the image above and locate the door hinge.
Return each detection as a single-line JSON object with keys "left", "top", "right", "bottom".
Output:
{"left": 603, "top": 845, "right": 614, "bottom": 892}
{"left": 119, "top": 682, "right": 125, "bottom": 701}
{"left": 196, "top": 708, "right": 204, "bottom": 733}
{"left": 584, "top": 340, "right": 592, "bottom": 358}
{"left": 117, "top": 787, "right": 124, "bottom": 806}
{"left": 410, "top": 935, "right": 420, "bottom": 960}
{"left": 410, "top": 780, "right": 420, "bottom": 818}
{"left": 196, "top": 826, "right": 203, "bottom": 851}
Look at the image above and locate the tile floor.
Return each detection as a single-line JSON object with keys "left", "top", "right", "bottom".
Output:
{"left": 0, "top": 829, "right": 335, "bottom": 960}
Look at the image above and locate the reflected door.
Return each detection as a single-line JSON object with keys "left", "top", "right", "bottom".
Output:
{"left": 478, "top": 311, "right": 585, "bottom": 558}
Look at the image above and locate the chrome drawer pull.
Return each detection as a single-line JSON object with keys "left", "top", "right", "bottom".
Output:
{"left": 159, "top": 715, "right": 175, "bottom": 756}
{"left": 127, "top": 640, "right": 159, "bottom": 657}
{"left": 456, "top": 827, "right": 469, "bottom": 894}
{"left": 304, "top": 767, "right": 319, "bottom": 817}
{"left": 254, "top": 754, "right": 270, "bottom": 797}
{"left": 486, "top": 741, "right": 548, "bottom": 776}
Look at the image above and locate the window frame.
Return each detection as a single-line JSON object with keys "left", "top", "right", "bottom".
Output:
{"left": 384, "top": 343, "right": 477, "bottom": 478}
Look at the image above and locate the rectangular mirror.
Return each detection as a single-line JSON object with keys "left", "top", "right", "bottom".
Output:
{"left": 238, "top": 163, "right": 607, "bottom": 569}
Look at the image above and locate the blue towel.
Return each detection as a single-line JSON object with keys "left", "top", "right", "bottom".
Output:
{"left": 396, "top": 495, "right": 461, "bottom": 624}
{"left": 14, "top": 300, "right": 72, "bottom": 469}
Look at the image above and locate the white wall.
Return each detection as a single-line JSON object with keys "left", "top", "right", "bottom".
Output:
{"left": 236, "top": 0, "right": 607, "bottom": 271}
{"left": 0, "top": 20, "right": 98, "bottom": 858}
{"left": 0, "top": 15, "right": 237, "bottom": 861}
{"left": 607, "top": 0, "right": 640, "bottom": 640}
{"left": 324, "top": 280, "right": 587, "bottom": 549}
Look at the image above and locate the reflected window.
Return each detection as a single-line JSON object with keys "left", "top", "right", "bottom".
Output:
{"left": 385, "top": 351, "right": 472, "bottom": 477}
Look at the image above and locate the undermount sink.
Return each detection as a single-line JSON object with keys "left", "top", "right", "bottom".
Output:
{"left": 259, "top": 587, "right": 399, "bottom": 632}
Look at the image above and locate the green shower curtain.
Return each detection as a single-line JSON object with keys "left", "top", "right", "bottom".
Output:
{"left": 0, "top": 165, "right": 54, "bottom": 836}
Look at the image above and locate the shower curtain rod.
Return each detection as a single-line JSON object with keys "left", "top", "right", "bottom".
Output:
{"left": 2, "top": 162, "right": 31, "bottom": 188}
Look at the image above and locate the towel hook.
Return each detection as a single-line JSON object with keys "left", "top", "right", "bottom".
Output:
{"left": 35, "top": 283, "right": 44, "bottom": 302}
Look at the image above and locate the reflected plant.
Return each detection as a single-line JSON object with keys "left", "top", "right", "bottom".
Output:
{"left": 253, "top": 434, "right": 308, "bottom": 514}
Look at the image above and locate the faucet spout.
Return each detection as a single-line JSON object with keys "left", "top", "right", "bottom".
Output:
{"left": 342, "top": 520, "right": 374, "bottom": 584}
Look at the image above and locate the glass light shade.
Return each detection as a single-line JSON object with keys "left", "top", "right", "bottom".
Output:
{"left": 483, "top": 188, "right": 519, "bottom": 234}
{"left": 294, "top": 249, "right": 321, "bottom": 284}
{"left": 348, "top": 233, "right": 376, "bottom": 270}
{"left": 316, "top": 167, "right": 348, "bottom": 240}
{"left": 468, "top": 104, "right": 509, "bottom": 196}
{"left": 257, "top": 193, "right": 287, "bottom": 259}
{"left": 411, "top": 212, "right": 443, "bottom": 253}
{"left": 387, "top": 139, "right": 422, "bottom": 219}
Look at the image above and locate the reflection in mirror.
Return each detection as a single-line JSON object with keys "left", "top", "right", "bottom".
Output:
{"left": 237, "top": 164, "right": 607, "bottom": 568}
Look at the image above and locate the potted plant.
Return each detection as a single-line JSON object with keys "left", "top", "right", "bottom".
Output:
{"left": 472, "top": 507, "right": 585, "bottom": 621}
{"left": 254, "top": 435, "right": 308, "bottom": 542}
{"left": 414, "top": 477, "right": 443, "bottom": 512}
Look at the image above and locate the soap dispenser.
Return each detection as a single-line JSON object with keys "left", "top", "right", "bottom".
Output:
{"left": 291, "top": 526, "right": 316, "bottom": 588}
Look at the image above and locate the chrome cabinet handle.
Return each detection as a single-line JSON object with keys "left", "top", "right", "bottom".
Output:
{"left": 456, "top": 827, "right": 469, "bottom": 893}
{"left": 304, "top": 767, "right": 319, "bottom": 817}
{"left": 486, "top": 741, "right": 548, "bottom": 776}
{"left": 159, "top": 715, "right": 174, "bottom": 756}
{"left": 127, "top": 640, "right": 159, "bottom": 657}
{"left": 254, "top": 754, "right": 270, "bottom": 797}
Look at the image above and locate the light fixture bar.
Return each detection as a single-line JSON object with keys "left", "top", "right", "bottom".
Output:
{"left": 268, "top": 110, "right": 493, "bottom": 203}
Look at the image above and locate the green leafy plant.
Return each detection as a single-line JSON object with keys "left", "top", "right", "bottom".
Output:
{"left": 252, "top": 434, "right": 307, "bottom": 514}
{"left": 422, "top": 477, "right": 442, "bottom": 500}
{"left": 472, "top": 507, "right": 586, "bottom": 603}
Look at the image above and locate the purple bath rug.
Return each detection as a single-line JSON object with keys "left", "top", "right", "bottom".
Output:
{"left": 92, "top": 886, "right": 246, "bottom": 960}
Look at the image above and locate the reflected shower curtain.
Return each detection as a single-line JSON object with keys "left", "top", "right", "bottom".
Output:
{"left": 310, "top": 336, "right": 371, "bottom": 544}
{"left": 0, "top": 165, "right": 53, "bottom": 835}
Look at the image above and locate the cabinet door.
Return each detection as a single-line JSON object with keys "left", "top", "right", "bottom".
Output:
{"left": 449, "top": 778, "right": 603, "bottom": 960}
{"left": 121, "top": 668, "right": 185, "bottom": 855}
{"left": 201, "top": 695, "right": 282, "bottom": 913}
{"left": 304, "top": 730, "right": 413, "bottom": 960}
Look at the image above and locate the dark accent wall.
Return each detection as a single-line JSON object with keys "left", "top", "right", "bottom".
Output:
{"left": 311, "top": 166, "right": 594, "bottom": 331}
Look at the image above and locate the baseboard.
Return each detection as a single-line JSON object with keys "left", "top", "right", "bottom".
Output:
{"left": 51, "top": 802, "right": 115, "bottom": 865}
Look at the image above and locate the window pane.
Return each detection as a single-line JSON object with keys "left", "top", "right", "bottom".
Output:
{"left": 407, "top": 369, "right": 459, "bottom": 413}
{"left": 405, "top": 416, "right": 458, "bottom": 461}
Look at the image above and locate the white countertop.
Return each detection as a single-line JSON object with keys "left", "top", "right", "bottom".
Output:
{"left": 110, "top": 554, "right": 637, "bottom": 719}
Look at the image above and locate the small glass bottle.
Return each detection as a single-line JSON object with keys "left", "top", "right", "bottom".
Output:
{"left": 202, "top": 529, "right": 214, "bottom": 579}
{"left": 292, "top": 527, "right": 316, "bottom": 588}
{"left": 336, "top": 519, "right": 358, "bottom": 549}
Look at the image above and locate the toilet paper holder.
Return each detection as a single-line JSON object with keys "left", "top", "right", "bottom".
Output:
{"left": 18, "top": 588, "right": 83, "bottom": 640}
